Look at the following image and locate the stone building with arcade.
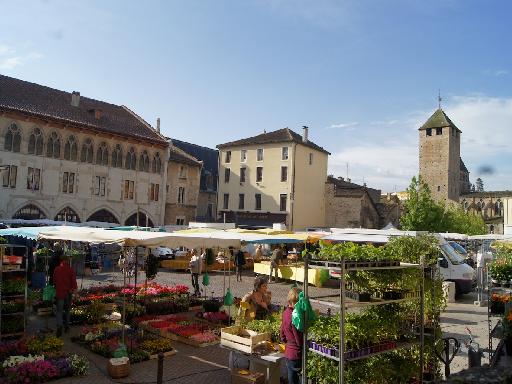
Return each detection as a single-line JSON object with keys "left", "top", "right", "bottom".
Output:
{"left": 0, "top": 74, "right": 168, "bottom": 227}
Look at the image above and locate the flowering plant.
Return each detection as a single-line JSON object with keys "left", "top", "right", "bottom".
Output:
{"left": 26, "top": 336, "right": 64, "bottom": 354}
{"left": 2, "top": 354, "right": 44, "bottom": 368}
{"left": 3, "top": 359, "right": 60, "bottom": 383}
{"left": 140, "top": 338, "right": 173, "bottom": 354}
{"left": 503, "top": 308, "right": 512, "bottom": 338}
{"left": 189, "top": 331, "right": 219, "bottom": 344}
{"left": 68, "top": 355, "right": 89, "bottom": 376}
{"left": 0, "top": 340, "right": 27, "bottom": 361}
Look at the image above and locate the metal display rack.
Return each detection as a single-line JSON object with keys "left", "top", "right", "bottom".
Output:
{"left": 0, "top": 244, "right": 28, "bottom": 339}
{"left": 301, "top": 257, "right": 427, "bottom": 384}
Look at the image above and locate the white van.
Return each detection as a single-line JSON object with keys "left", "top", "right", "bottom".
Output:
{"left": 326, "top": 228, "right": 476, "bottom": 296}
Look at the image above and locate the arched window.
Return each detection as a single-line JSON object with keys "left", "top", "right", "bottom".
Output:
{"left": 125, "top": 212, "right": 154, "bottom": 227}
{"left": 139, "top": 150, "right": 150, "bottom": 172}
{"left": 4, "top": 123, "right": 21, "bottom": 152}
{"left": 462, "top": 200, "right": 468, "bottom": 211}
{"left": 125, "top": 147, "right": 136, "bottom": 170}
{"left": 28, "top": 127, "right": 44, "bottom": 155}
{"left": 87, "top": 209, "right": 120, "bottom": 224}
{"left": 112, "top": 144, "right": 123, "bottom": 168}
{"left": 64, "top": 135, "right": 78, "bottom": 161}
{"left": 476, "top": 200, "right": 483, "bottom": 212}
{"left": 46, "top": 131, "right": 61, "bottom": 158}
{"left": 12, "top": 204, "right": 46, "bottom": 220}
{"left": 152, "top": 152, "right": 162, "bottom": 173}
{"left": 96, "top": 142, "right": 109, "bottom": 166}
{"left": 54, "top": 207, "right": 81, "bottom": 223}
{"left": 80, "top": 138, "right": 94, "bottom": 163}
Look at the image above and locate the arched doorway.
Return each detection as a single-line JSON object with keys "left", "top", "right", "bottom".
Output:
{"left": 54, "top": 207, "right": 81, "bottom": 223}
{"left": 87, "top": 209, "right": 120, "bottom": 224}
{"left": 125, "top": 212, "right": 154, "bottom": 227}
{"left": 13, "top": 204, "right": 47, "bottom": 220}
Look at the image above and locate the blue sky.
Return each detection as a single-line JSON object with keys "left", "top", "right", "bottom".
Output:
{"left": 1, "top": 0, "right": 511, "bottom": 192}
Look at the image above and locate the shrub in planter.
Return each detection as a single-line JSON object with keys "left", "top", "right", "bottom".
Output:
{"left": 128, "top": 349, "right": 150, "bottom": 363}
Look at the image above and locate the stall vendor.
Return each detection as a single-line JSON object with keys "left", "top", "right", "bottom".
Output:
{"left": 239, "top": 276, "right": 272, "bottom": 320}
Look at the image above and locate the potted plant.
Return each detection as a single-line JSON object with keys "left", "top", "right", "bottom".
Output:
{"left": 502, "top": 307, "right": 512, "bottom": 355}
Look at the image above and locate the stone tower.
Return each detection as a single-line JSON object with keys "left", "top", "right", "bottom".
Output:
{"left": 418, "top": 108, "right": 461, "bottom": 202}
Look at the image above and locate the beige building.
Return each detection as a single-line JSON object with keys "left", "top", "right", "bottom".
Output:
{"left": 164, "top": 143, "right": 202, "bottom": 225}
{"left": 0, "top": 75, "right": 168, "bottom": 226}
{"left": 216, "top": 127, "right": 329, "bottom": 230}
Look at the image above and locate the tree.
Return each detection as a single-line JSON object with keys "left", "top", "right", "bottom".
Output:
{"left": 400, "top": 176, "right": 486, "bottom": 235}
{"left": 400, "top": 176, "right": 448, "bottom": 232}
{"left": 476, "top": 178, "right": 484, "bottom": 192}
{"left": 445, "top": 205, "right": 487, "bottom": 235}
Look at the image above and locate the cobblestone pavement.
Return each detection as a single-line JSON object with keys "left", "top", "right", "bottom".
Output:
{"left": 36, "top": 269, "right": 490, "bottom": 383}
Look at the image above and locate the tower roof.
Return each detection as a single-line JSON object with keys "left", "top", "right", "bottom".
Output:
{"left": 419, "top": 108, "right": 461, "bottom": 132}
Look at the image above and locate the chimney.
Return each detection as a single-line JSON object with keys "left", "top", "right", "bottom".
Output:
{"left": 302, "top": 126, "right": 309, "bottom": 142}
{"left": 156, "top": 118, "right": 161, "bottom": 133}
{"left": 71, "top": 91, "right": 80, "bottom": 107}
{"left": 94, "top": 109, "right": 102, "bottom": 120}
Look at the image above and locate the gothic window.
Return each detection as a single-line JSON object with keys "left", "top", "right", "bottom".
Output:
{"left": 64, "top": 135, "right": 78, "bottom": 161}
{"left": 46, "top": 131, "right": 61, "bottom": 158}
{"left": 152, "top": 152, "right": 162, "bottom": 173}
{"left": 139, "top": 150, "right": 150, "bottom": 172}
{"left": 476, "top": 200, "right": 483, "bottom": 212}
{"left": 4, "top": 123, "right": 21, "bottom": 152}
{"left": 462, "top": 200, "right": 468, "bottom": 210}
{"left": 80, "top": 138, "right": 94, "bottom": 163}
{"left": 112, "top": 144, "right": 123, "bottom": 168}
{"left": 28, "top": 128, "right": 44, "bottom": 155}
{"left": 13, "top": 204, "right": 46, "bottom": 220}
{"left": 87, "top": 209, "right": 119, "bottom": 224}
{"left": 125, "top": 147, "right": 137, "bottom": 170}
{"left": 54, "top": 207, "right": 81, "bottom": 223}
{"left": 96, "top": 142, "right": 109, "bottom": 166}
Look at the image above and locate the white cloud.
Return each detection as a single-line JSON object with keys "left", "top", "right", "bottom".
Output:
{"left": 329, "top": 143, "right": 418, "bottom": 192}
{"left": 483, "top": 69, "right": 509, "bottom": 77}
{"left": 0, "top": 44, "right": 12, "bottom": 56}
{"left": 326, "top": 122, "right": 359, "bottom": 130}
{"left": 328, "top": 94, "right": 512, "bottom": 193}
{"left": 0, "top": 57, "right": 23, "bottom": 70}
{"left": 0, "top": 45, "right": 43, "bottom": 70}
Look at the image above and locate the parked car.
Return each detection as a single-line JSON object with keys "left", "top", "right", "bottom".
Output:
{"left": 150, "top": 247, "right": 174, "bottom": 259}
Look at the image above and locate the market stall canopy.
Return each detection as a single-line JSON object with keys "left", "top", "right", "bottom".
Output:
{"left": 0, "top": 226, "right": 64, "bottom": 240}
{"left": 468, "top": 234, "right": 512, "bottom": 241}
{"left": 38, "top": 226, "right": 241, "bottom": 248}
{"left": 322, "top": 233, "right": 390, "bottom": 244}
{"left": 438, "top": 233, "right": 469, "bottom": 241}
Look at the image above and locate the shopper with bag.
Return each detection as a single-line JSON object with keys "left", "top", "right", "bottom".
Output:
{"left": 281, "top": 287, "right": 304, "bottom": 384}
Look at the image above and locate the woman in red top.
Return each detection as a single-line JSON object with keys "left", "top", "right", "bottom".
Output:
{"left": 53, "top": 255, "right": 77, "bottom": 337}
{"left": 280, "top": 287, "right": 303, "bottom": 384}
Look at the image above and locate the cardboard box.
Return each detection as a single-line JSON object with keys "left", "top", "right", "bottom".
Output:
{"left": 231, "top": 370, "right": 265, "bottom": 384}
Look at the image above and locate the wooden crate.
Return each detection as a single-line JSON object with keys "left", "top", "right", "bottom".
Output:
{"left": 221, "top": 326, "right": 270, "bottom": 354}
{"left": 231, "top": 370, "right": 265, "bottom": 384}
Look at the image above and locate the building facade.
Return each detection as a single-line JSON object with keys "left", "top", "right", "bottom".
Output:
{"left": 418, "top": 108, "right": 462, "bottom": 202}
{"left": 217, "top": 127, "right": 329, "bottom": 230}
{"left": 325, "top": 176, "right": 381, "bottom": 229}
{"left": 418, "top": 107, "right": 512, "bottom": 234}
{"left": 0, "top": 75, "right": 168, "bottom": 226}
{"left": 164, "top": 144, "right": 202, "bottom": 226}
{"left": 171, "top": 139, "right": 218, "bottom": 222}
